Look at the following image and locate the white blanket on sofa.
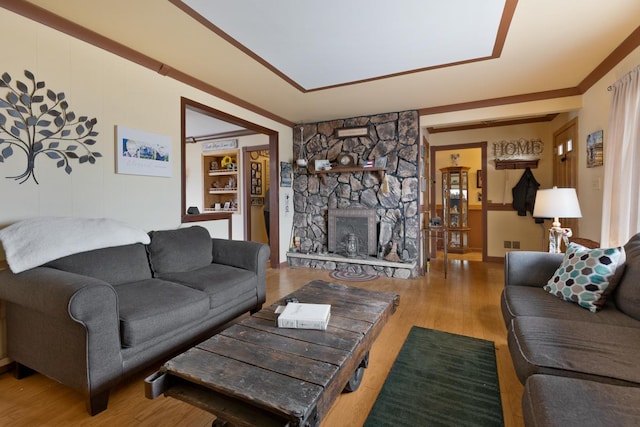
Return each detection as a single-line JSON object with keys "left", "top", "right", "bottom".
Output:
{"left": 0, "top": 217, "right": 151, "bottom": 273}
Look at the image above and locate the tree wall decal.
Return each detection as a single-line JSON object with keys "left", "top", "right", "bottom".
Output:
{"left": 0, "top": 70, "right": 101, "bottom": 184}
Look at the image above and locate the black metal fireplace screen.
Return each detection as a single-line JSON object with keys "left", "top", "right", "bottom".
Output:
{"left": 328, "top": 208, "right": 377, "bottom": 256}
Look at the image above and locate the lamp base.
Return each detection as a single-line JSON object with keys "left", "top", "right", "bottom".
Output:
{"left": 548, "top": 226, "right": 573, "bottom": 253}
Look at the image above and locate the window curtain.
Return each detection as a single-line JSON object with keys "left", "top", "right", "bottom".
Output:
{"left": 601, "top": 65, "right": 640, "bottom": 246}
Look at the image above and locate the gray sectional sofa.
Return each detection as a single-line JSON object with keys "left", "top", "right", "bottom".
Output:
{"left": 0, "top": 225, "right": 269, "bottom": 415}
{"left": 502, "top": 233, "right": 640, "bottom": 426}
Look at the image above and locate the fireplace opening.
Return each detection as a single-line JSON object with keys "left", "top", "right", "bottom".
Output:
{"left": 328, "top": 209, "right": 377, "bottom": 257}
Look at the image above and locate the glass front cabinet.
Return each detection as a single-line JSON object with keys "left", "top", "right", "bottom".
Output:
{"left": 441, "top": 166, "right": 470, "bottom": 253}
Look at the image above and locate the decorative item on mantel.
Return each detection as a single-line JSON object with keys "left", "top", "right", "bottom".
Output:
{"left": 450, "top": 153, "right": 460, "bottom": 166}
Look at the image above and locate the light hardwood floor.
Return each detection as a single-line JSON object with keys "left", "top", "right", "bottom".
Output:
{"left": 0, "top": 259, "right": 524, "bottom": 426}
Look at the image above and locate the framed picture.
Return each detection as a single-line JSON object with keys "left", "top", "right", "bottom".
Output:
{"left": 374, "top": 156, "right": 388, "bottom": 168}
{"left": 251, "top": 161, "right": 262, "bottom": 195}
{"left": 586, "top": 130, "right": 604, "bottom": 168}
{"left": 477, "top": 170, "right": 483, "bottom": 188}
{"left": 280, "top": 161, "right": 292, "bottom": 187}
{"left": 314, "top": 159, "right": 331, "bottom": 171}
{"left": 335, "top": 126, "right": 369, "bottom": 138}
{"left": 116, "top": 125, "right": 172, "bottom": 177}
{"left": 223, "top": 201, "right": 231, "bottom": 210}
{"left": 251, "top": 196, "right": 264, "bottom": 206}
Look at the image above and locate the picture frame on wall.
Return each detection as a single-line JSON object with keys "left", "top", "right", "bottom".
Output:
{"left": 280, "top": 161, "right": 292, "bottom": 187}
{"left": 374, "top": 156, "right": 388, "bottom": 168}
{"left": 586, "top": 130, "right": 604, "bottom": 168}
{"left": 250, "top": 161, "right": 262, "bottom": 195}
{"left": 116, "top": 125, "right": 172, "bottom": 177}
{"left": 477, "top": 170, "right": 483, "bottom": 188}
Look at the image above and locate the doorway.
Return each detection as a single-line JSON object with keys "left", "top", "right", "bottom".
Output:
{"left": 244, "top": 145, "right": 270, "bottom": 245}
{"left": 180, "top": 97, "right": 280, "bottom": 268}
{"left": 552, "top": 118, "right": 579, "bottom": 236}
{"left": 429, "top": 142, "right": 487, "bottom": 261}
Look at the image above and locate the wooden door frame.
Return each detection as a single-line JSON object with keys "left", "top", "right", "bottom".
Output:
{"left": 429, "top": 142, "right": 488, "bottom": 261}
{"left": 552, "top": 117, "right": 579, "bottom": 236}
{"left": 180, "top": 97, "right": 280, "bottom": 269}
{"left": 243, "top": 144, "right": 270, "bottom": 243}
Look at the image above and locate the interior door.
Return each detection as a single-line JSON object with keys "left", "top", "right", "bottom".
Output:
{"left": 553, "top": 118, "right": 579, "bottom": 235}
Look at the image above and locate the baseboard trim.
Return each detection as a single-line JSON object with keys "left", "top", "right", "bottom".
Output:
{"left": 0, "top": 357, "right": 14, "bottom": 374}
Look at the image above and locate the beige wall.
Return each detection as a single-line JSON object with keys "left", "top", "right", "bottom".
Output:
{"left": 0, "top": 8, "right": 294, "bottom": 262}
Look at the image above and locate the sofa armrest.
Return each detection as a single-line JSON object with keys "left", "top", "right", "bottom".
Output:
{"left": 505, "top": 251, "right": 564, "bottom": 288}
{"left": 211, "top": 239, "right": 270, "bottom": 302}
{"left": 0, "top": 267, "right": 123, "bottom": 393}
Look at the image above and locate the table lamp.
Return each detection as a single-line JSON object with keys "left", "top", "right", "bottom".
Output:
{"left": 532, "top": 186, "right": 582, "bottom": 253}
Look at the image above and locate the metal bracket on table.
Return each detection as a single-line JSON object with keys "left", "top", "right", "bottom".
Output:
{"left": 144, "top": 370, "right": 171, "bottom": 399}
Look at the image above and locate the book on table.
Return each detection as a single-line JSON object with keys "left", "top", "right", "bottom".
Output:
{"left": 277, "top": 303, "right": 331, "bottom": 330}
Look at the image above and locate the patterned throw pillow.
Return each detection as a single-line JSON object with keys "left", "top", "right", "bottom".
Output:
{"left": 544, "top": 243, "right": 626, "bottom": 312}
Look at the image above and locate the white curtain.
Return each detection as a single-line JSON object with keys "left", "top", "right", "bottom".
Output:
{"left": 601, "top": 65, "right": 640, "bottom": 246}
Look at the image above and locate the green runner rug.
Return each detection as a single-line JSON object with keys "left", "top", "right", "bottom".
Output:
{"left": 364, "top": 326, "right": 504, "bottom": 427}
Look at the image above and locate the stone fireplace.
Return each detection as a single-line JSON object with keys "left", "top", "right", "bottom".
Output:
{"left": 287, "top": 110, "right": 420, "bottom": 278}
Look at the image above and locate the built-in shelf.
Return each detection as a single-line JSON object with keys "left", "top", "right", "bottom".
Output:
{"left": 494, "top": 159, "right": 539, "bottom": 170}
{"left": 310, "top": 166, "right": 386, "bottom": 184}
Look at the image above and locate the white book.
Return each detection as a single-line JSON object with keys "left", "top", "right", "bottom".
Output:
{"left": 277, "top": 303, "right": 331, "bottom": 330}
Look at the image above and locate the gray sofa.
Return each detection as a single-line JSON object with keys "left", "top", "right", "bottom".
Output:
{"left": 0, "top": 225, "right": 269, "bottom": 416}
{"left": 501, "top": 233, "right": 640, "bottom": 426}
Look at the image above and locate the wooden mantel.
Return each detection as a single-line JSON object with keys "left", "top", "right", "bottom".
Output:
{"left": 310, "top": 166, "right": 386, "bottom": 184}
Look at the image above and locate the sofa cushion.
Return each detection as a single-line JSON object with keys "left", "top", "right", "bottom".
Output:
{"left": 508, "top": 316, "right": 640, "bottom": 386}
{"left": 523, "top": 375, "right": 640, "bottom": 427}
{"left": 157, "top": 263, "right": 258, "bottom": 309}
{"left": 147, "top": 226, "right": 213, "bottom": 275}
{"left": 45, "top": 243, "right": 152, "bottom": 285}
{"left": 114, "top": 279, "right": 209, "bottom": 347}
{"left": 501, "top": 286, "right": 640, "bottom": 328}
{"left": 544, "top": 243, "right": 625, "bottom": 312}
{"left": 616, "top": 233, "right": 640, "bottom": 320}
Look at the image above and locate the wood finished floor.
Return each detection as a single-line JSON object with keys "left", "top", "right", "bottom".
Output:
{"left": 0, "top": 259, "right": 524, "bottom": 426}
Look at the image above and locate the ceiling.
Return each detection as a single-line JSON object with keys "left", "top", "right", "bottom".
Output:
{"left": 180, "top": 0, "right": 507, "bottom": 91}
{"left": 16, "top": 0, "right": 640, "bottom": 126}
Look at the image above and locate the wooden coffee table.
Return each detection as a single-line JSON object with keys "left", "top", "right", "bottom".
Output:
{"left": 145, "top": 280, "right": 399, "bottom": 426}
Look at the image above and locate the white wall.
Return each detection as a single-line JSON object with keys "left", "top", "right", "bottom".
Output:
{"left": 0, "top": 8, "right": 293, "bottom": 262}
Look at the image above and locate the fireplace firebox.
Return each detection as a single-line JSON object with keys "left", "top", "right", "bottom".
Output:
{"left": 328, "top": 209, "right": 377, "bottom": 256}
